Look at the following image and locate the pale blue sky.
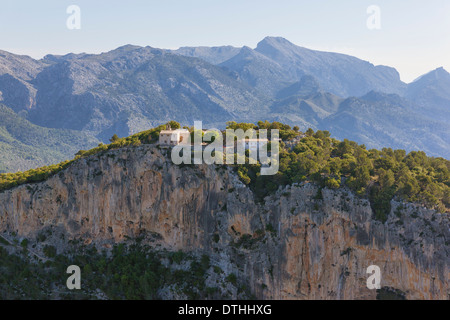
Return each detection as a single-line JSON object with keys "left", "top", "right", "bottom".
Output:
{"left": 0, "top": 0, "right": 449, "bottom": 82}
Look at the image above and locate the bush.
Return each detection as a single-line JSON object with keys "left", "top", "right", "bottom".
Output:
{"left": 20, "top": 239, "right": 29, "bottom": 248}
{"left": 170, "top": 250, "right": 185, "bottom": 264}
{"left": 325, "top": 178, "right": 340, "bottom": 189}
{"left": 226, "top": 273, "right": 237, "bottom": 286}
{"left": 265, "top": 224, "right": 276, "bottom": 234}
{"left": 43, "top": 245, "right": 57, "bottom": 258}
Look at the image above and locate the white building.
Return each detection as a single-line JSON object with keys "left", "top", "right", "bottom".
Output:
{"left": 235, "top": 138, "right": 269, "bottom": 159}
{"left": 159, "top": 127, "right": 190, "bottom": 146}
{"left": 241, "top": 138, "right": 269, "bottom": 151}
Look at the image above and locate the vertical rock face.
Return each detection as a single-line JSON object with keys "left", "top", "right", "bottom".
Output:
{"left": 0, "top": 144, "right": 448, "bottom": 300}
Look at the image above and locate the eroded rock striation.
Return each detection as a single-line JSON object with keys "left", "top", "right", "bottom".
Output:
{"left": 0, "top": 144, "right": 448, "bottom": 299}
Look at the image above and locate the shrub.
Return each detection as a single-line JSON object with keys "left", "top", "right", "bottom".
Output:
{"left": 226, "top": 273, "right": 237, "bottom": 286}
{"left": 43, "top": 245, "right": 57, "bottom": 258}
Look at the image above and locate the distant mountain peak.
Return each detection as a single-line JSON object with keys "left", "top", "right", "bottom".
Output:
{"left": 171, "top": 45, "right": 241, "bottom": 65}
{"left": 43, "top": 52, "right": 88, "bottom": 62}
{"left": 434, "top": 66, "right": 447, "bottom": 73}
{"left": 258, "top": 36, "right": 294, "bottom": 46}
{"left": 239, "top": 46, "right": 254, "bottom": 54}
{"left": 112, "top": 44, "right": 143, "bottom": 52}
{"left": 234, "top": 46, "right": 273, "bottom": 60}
{"left": 430, "top": 66, "right": 450, "bottom": 78}
{"left": 412, "top": 67, "right": 450, "bottom": 83}
{"left": 255, "top": 36, "right": 299, "bottom": 54}
{"left": 405, "top": 66, "right": 450, "bottom": 123}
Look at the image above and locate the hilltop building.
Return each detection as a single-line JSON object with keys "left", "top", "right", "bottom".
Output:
{"left": 240, "top": 138, "right": 269, "bottom": 151}
{"left": 159, "top": 124, "right": 190, "bottom": 146}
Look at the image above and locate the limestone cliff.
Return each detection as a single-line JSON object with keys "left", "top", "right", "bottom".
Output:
{"left": 0, "top": 144, "right": 448, "bottom": 299}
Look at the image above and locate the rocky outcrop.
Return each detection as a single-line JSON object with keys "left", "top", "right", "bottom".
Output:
{"left": 0, "top": 144, "right": 448, "bottom": 299}
{"left": 0, "top": 49, "right": 47, "bottom": 113}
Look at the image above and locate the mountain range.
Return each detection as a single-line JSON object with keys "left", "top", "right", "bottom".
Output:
{"left": 0, "top": 37, "right": 449, "bottom": 171}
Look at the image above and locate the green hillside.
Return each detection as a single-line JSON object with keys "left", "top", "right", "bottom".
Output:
{"left": 0, "top": 104, "right": 99, "bottom": 173}
{"left": 234, "top": 123, "right": 450, "bottom": 219}
{"left": 1, "top": 121, "right": 448, "bottom": 220}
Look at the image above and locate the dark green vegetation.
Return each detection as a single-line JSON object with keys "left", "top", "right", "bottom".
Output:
{"left": 0, "top": 104, "right": 99, "bottom": 173}
{"left": 0, "top": 241, "right": 219, "bottom": 300}
{"left": 232, "top": 123, "right": 450, "bottom": 221}
{"left": 0, "top": 122, "right": 177, "bottom": 192}
{"left": 1, "top": 121, "right": 449, "bottom": 223}
{"left": 376, "top": 287, "right": 406, "bottom": 300}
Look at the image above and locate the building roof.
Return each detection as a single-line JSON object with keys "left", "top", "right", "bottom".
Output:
{"left": 240, "top": 138, "right": 269, "bottom": 142}
{"left": 160, "top": 129, "right": 190, "bottom": 134}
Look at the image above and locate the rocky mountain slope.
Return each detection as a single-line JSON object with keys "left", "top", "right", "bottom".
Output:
{"left": 28, "top": 46, "right": 265, "bottom": 140}
{"left": 0, "top": 50, "right": 48, "bottom": 113}
{"left": 0, "top": 104, "right": 99, "bottom": 173}
{"left": 320, "top": 91, "right": 450, "bottom": 159}
{"left": 171, "top": 45, "right": 241, "bottom": 65}
{"left": 237, "top": 37, "right": 407, "bottom": 97}
{"left": 406, "top": 67, "right": 450, "bottom": 123}
{"left": 175, "top": 37, "right": 407, "bottom": 98}
{"left": 0, "top": 144, "right": 448, "bottom": 299}
{"left": 0, "top": 37, "right": 449, "bottom": 172}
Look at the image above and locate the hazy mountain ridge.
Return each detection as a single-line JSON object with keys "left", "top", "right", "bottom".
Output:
{"left": 0, "top": 37, "right": 449, "bottom": 172}
{"left": 219, "top": 45, "right": 290, "bottom": 97}
{"left": 175, "top": 37, "right": 407, "bottom": 98}
{"left": 321, "top": 91, "right": 450, "bottom": 158}
{"left": 171, "top": 45, "right": 242, "bottom": 65}
{"left": 253, "top": 37, "right": 406, "bottom": 97}
{"left": 405, "top": 67, "right": 450, "bottom": 123}
{"left": 27, "top": 46, "right": 267, "bottom": 139}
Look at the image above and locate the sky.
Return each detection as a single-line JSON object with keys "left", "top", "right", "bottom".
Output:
{"left": 0, "top": 0, "right": 449, "bottom": 83}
